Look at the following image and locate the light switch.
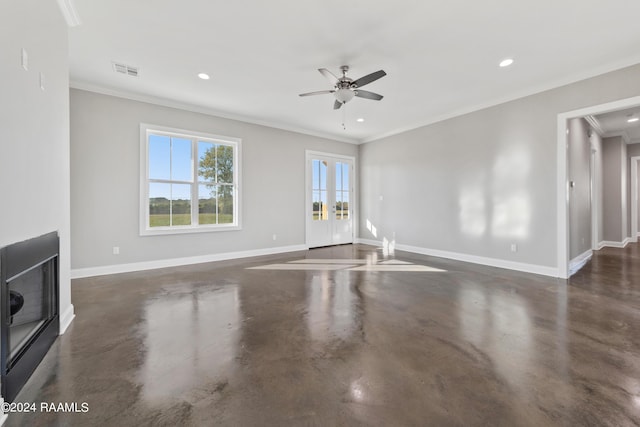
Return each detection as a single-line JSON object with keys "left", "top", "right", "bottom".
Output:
{"left": 21, "top": 48, "right": 28, "bottom": 70}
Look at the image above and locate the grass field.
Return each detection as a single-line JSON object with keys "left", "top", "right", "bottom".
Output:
{"left": 150, "top": 213, "right": 233, "bottom": 227}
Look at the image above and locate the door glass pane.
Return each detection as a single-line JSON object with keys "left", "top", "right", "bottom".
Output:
{"left": 336, "top": 162, "right": 343, "bottom": 191}
{"left": 149, "top": 183, "right": 170, "bottom": 227}
{"left": 312, "top": 159, "right": 328, "bottom": 221}
{"left": 149, "top": 135, "right": 170, "bottom": 180}
{"left": 171, "top": 138, "right": 192, "bottom": 182}
{"left": 343, "top": 195, "right": 349, "bottom": 219}
{"left": 336, "top": 190, "right": 343, "bottom": 220}
{"left": 218, "top": 184, "right": 234, "bottom": 223}
{"left": 198, "top": 184, "right": 217, "bottom": 225}
{"left": 342, "top": 163, "right": 349, "bottom": 190}
{"left": 171, "top": 184, "right": 192, "bottom": 226}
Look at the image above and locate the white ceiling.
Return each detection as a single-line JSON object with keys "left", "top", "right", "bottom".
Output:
{"left": 593, "top": 107, "right": 640, "bottom": 143}
{"left": 67, "top": 0, "right": 640, "bottom": 144}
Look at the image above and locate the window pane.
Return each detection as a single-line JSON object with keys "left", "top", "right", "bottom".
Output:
{"left": 217, "top": 144, "right": 234, "bottom": 184}
{"left": 171, "top": 137, "right": 192, "bottom": 182}
{"left": 198, "top": 141, "right": 216, "bottom": 183}
{"left": 336, "top": 162, "right": 343, "bottom": 192}
{"left": 149, "top": 183, "right": 170, "bottom": 227}
{"left": 198, "top": 184, "right": 217, "bottom": 225}
{"left": 336, "top": 190, "right": 343, "bottom": 220}
{"left": 149, "top": 135, "right": 170, "bottom": 180}
{"left": 218, "top": 184, "right": 233, "bottom": 223}
{"left": 171, "top": 184, "right": 192, "bottom": 226}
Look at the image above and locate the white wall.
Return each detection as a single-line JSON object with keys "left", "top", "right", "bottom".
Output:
{"left": 359, "top": 64, "right": 640, "bottom": 274}
{"left": 70, "top": 89, "right": 357, "bottom": 271}
{"left": 0, "top": 2, "right": 72, "bottom": 327}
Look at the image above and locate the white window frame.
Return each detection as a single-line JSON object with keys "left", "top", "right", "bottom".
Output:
{"left": 139, "top": 123, "right": 242, "bottom": 236}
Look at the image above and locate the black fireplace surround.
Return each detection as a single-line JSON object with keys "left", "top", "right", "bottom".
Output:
{"left": 0, "top": 232, "right": 59, "bottom": 402}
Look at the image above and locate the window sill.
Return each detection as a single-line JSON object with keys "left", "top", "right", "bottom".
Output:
{"left": 140, "top": 224, "right": 241, "bottom": 236}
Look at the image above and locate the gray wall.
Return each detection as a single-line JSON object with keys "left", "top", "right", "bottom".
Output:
{"left": 602, "top": 137, "right": 626, "bottom": 243}
{"left": 568, "top": 118, "right": 592, "bottom": 259}
{"left": 70, "top": 89, "right": 357, "bottom": 269}
{"left": 0, "top": 3, "right": 72, "bottom": 322}
{"left": 591, "top": 132, "right": 604, "bottom": 247}
{"left": 359, "top": 64, "right": 640, "bottom": 269}
{"left": 628, "top": 143, "right": 640, "bottom": 236}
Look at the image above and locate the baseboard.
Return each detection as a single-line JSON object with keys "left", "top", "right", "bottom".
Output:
{"left": 356, "top": 238, "right": 559, "bottom": 277}
{"left": 600, "top": 240, "right": 630, "bottom": 249}
{"left": 356, "top": 238, "right": 382, "bottom": 247}
{"left": 569, "top": 250, "right": 592, "bottom": 276}
{"left": 70, "top": 244, "right": 309, "bottom": 279}
{"left": 59, "top": 304, "right": 75, "bottom": 334}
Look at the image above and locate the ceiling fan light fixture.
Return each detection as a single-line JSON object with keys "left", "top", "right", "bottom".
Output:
{"left": 334, "top": 88, "right": 355, "bottom": 103}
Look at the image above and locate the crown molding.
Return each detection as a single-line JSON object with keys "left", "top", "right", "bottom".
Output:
{"left": 69, "top": 81, "right": 359, "bottom": 144}
{"left": 584, "top": 115, "right": 604, "bottom": 136}
{"left": 56, "top": 0, "right": 81, "bottom": 27}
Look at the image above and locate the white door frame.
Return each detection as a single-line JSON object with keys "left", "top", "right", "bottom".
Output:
{"left": 590, "top": 146, "right": 598, "bottom": 250}
{"left": 631, "top": 156, "right": 640, "bottom": 242}
{"left": 305, "top": 150, "right": 357, "bottom": 248}
{"left": 557, "top": 95, "right": 640, "bottom": 278}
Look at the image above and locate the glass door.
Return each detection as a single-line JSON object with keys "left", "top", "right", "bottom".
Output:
{"left": 306, "top": 152, "right": 354, "bottom": 248}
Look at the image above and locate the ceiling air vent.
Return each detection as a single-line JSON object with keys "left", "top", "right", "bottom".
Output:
{"left": 112, "top": 62, "right": 139, "bottom": 77}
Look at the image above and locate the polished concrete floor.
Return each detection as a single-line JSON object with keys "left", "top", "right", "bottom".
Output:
{"left": 5, "top": 244, "right": 640, "bottom": 426}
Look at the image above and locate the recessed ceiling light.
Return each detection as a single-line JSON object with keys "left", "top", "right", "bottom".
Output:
{"left": 499, "top": 58, "right": 514, "bottom": 68}
{"left": 356, "top": 118, "right": 365, "bottom": 123}
{"left": 627, "top": 117, "right": 639, "bottom": 123}
{"left": 197, "top": 73, "right": 210, "bottom": 80}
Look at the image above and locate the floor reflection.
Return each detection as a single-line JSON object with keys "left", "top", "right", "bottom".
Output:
{"left": 459, "top": 285, "right": 533, "bottom": 392}
{"left": 139, "top": 285, "right": 240, "bottom": 404}
{"left": 307, "top": 271, "right": 360, "bottom": 342}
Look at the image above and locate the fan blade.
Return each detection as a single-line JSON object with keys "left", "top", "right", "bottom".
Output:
{"left": 354, "top": 90, "right": 383, "bottom": 101}
{"left": 334, "top": 100, "right": 343, "bottom": 110}
{"left": 319, "top": 68, "right": 339, "bottom": 86}
{"left": 352, "top": 70, "right": 386, "bottom": 88}
{"left": 299, "top": 90, "right": 335, "bottom": 97}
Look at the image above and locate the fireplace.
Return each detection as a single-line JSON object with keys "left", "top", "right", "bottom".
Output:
{"left": 0, "top": 232, "right": 59, "bottom": 402}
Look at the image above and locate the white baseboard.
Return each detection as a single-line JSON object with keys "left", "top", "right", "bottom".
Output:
{"left": 600, "top": 239, "right": 630, "bottom": 249}
{"left": 59, "top": 303, "right": 75, "bottom": 334}
{"left": 71, "top": 244, "right": 308, "bottom": 279}
{"left": 356, "top": 238, "right": 559, "bottom": 277}
{"left": 569, "top": 250, "right": 592, "bottom": 276}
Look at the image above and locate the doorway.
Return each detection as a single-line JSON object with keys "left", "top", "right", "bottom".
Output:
{"left": 557, "top": 95, "right": 640, "bottom": 278}
{"left": 305, "top": 151, "right": 355, "bottom": 248}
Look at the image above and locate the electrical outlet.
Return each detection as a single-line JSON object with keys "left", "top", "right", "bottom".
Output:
{"left": 510, "top": 243, "right": 517, "bottom": 253}
{"left": 113, "top": 246, "right": 120, "bottom": 255}
{"left": 272, "top": 234, "right": 277, "bottom": 241}
{"left": 40, "top": 72, "right": 45, "bottom": 90}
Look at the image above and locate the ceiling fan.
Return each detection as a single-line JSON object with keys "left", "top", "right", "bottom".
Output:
{"left": 299, "top": 66, "right": 386, "bottom": 110}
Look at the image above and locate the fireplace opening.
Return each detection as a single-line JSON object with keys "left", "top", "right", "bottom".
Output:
{"left": 1, "top": 232, "right": 59, "bottom": 403}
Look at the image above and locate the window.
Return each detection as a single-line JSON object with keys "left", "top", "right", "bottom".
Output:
{"left": 140, "top": 124, "right": 241, "bottom": 235}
